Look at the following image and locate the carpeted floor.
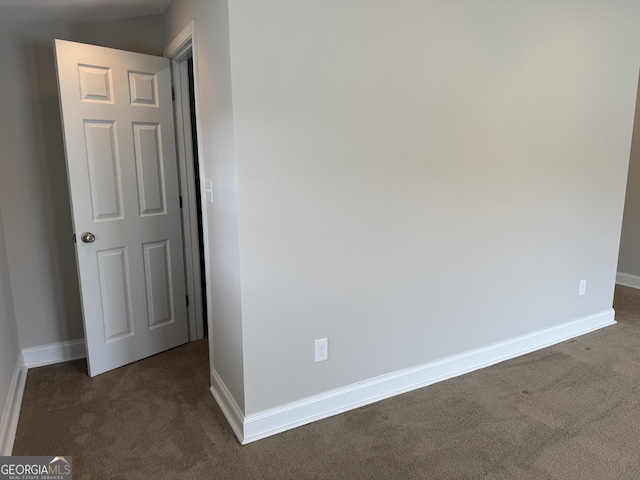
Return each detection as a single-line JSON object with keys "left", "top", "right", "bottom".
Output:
{"left": 12, "top": 285, "right": 640, "bottom": 479}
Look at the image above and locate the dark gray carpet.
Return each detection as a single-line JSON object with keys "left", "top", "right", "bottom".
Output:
{"left": 13, "top": 285, "right": 640, "bottom": 479}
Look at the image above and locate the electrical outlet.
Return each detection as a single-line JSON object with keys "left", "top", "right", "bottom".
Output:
{"left": 579, "top": 279, "right": 587, "bottom": 296}
{"left": 315, "top": 338, "right": 328, "bottom": 362}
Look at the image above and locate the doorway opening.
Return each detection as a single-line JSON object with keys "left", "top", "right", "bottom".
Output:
{"left": 186, "top": 57, "right": 208, "bottom": 337}
{"left": 165, "top": 21, "right": 210, "bottom": 342}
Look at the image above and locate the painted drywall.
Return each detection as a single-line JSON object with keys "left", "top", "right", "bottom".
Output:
{"left": 0, "top": 16, "right": 167, "bottom": 349}
{"left": 0, "top": 202, "right": 20, "bottom": 437}
{"left": 617, "top": 80, "right": 640, "bottom": 277}
{"left": 225, "top": 0, "right": 640, "bottom": 414}
{"left": 163, "top": 0, "right": 245, "bottom": 411}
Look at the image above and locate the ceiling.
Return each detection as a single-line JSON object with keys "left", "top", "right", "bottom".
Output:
{"left": 0, "top": 0, "right": 173, "bottom": 28}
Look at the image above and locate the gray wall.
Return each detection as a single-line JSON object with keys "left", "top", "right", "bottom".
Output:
{"left": 163, "top": 0, "right": 245, "bottom": 411}
{"left": 1, "top": 0, "right": 639, "bottom": 428}
{"left": 617, "top": 80, "right": 640, "bottom": 276}
{"left": 0, "top": 16, "right": 167, "bottom": 350}
{"left": 0, "top": 202, "right": 19, "bottom": 439}
{"left": 224, "top": 0, "right": 639, "bottom": 414}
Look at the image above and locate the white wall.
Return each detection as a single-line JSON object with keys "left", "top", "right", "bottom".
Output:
{"left": 0, "top": 16, "right": 167, "bottom": 349}
{"left": 163, "top": 0, "right": 245, "bottom": 411}
{"left": 617, "top": 80, "right": 640, "bottom": 277}
{"left": 225, "top": 0, "right": 640, "bottom": 414}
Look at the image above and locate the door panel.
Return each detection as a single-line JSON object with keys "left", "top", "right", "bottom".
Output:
{"left": 129, "top": 71, "right": 158, "bottom": 106}
{"left": 97, "top": 247, "right": 134, "bottom": 342}
{"left": 133, "top": 123, "right": 166, "bottom": 215}
{"left": 78, "top": 64, "right": 113, "bottom": 103}
{"left": 55, "top": 39, "right": 189, "bottom": 376}
{"left": 84, "top": 121, "right": 123, "bottom": 221}
{"left": 143, "top": 240, "right": 175, "bottom": 329}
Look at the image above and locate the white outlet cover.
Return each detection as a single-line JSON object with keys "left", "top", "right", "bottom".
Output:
{"left": 579, "top": 279, "right": 587, "bottom": 296}
{"left": 315, "top": 338, "right": 328, "bottom": 362}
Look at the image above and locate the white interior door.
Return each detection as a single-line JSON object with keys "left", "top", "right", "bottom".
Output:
{"left": 54, "top": 39, "right": 188, "bottom": 376}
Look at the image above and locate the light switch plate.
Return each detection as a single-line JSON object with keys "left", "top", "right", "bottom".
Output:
{"left": 205, "top": 180, "right": 213, "bottom": 205}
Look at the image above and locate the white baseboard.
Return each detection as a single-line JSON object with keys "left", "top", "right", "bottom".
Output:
{"left": 210, "top": 309, "right": 615, "bottom": 445}
{"left": 0, "top": 353, "right": 27, "bottom": 456}
{"left": 0, "top": 339, "right": 87, "bottom": 454}
{"left": 22, "top": 339, "right": 86, "bottom": 368}
{"left": 210, "top": 370, "right": 245, "bottom": 443}
{"left": 616, "top": 272, "right": 640, "bottom": 289}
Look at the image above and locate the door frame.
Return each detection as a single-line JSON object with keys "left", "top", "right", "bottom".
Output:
{"left": 164, "top": 21, "right": 211, "bottom": 342}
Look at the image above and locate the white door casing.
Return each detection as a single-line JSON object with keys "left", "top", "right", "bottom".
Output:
{"left": 54, "top": 39, "right": 188, "bottom": 376}
{"left": 165, "top": 22, "right": 206, "bottom": 342}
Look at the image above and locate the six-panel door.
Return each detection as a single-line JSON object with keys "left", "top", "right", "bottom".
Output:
{"left": 54, "top": 39, "right": 188, "bottom": 376}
